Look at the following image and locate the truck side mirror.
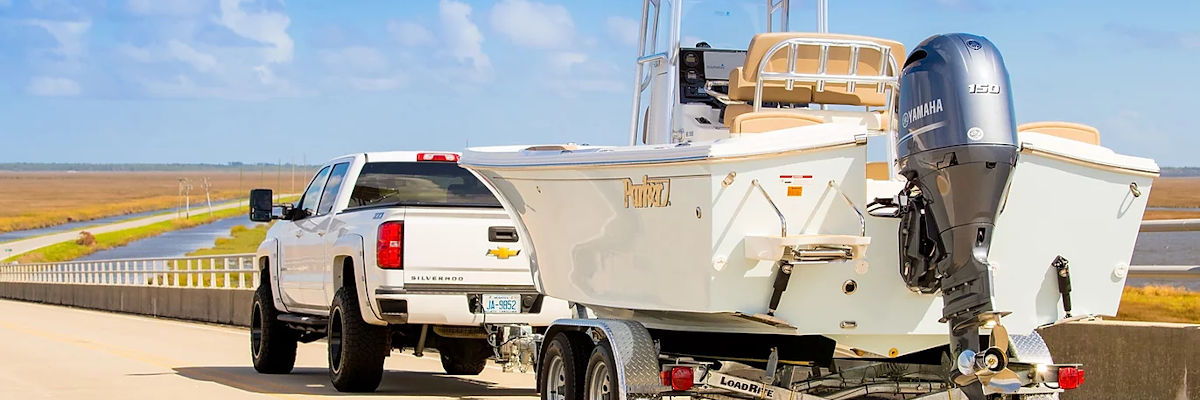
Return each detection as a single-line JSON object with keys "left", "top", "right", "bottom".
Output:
{"left": 249, "top": 189, "right": 275, "bottom": 222}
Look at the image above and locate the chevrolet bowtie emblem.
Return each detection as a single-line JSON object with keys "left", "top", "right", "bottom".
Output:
{"left": 486, "top": 247, "right": 520, "bottom": 259}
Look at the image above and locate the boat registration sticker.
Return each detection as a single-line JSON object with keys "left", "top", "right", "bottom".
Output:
{"left": 482, "top": 294, "right": 521, "bottom": 314}
{"left": 778, "top": 174, "right": 812, "bottom": 184}
{"left": 787, "top": 186, "right": 803, "bottom": 196}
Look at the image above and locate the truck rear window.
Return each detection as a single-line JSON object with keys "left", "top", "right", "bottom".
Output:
{"left": 348, "top": 162, "right": 502, "bottom": 209}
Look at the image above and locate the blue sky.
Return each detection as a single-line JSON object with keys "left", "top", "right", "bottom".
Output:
{"left": 0, "top": 0, "right": 1197, "bottom": 166}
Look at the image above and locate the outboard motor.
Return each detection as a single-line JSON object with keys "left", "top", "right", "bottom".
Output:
{"left": 895, "top": 34, "right": 1019, "bottom": 397}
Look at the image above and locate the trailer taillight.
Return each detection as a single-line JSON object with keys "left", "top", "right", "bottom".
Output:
{"left": 416, "top": 152, "right": 460, "bottom": 162}
{"left": 660, "top": 366, "right": 694, "bottom": 391}
{"left": 1058, "top": 366, "right": 1085, "bottom": 390}
{"left": 377, "top": 221, "right": 403, "bottom": 269}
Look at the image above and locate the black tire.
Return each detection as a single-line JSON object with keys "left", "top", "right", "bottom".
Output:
{"left": 539, "top": 332, "right": 589, "bottom": 400}
{"left": 328, "top": 286, "right": 388, "bottom": 392}
{"left": 438, "top": 337, "right": 491, "bottom": 375}
{"left": 250, "top": 283, "right": 297, "bottom": 374}
{"left": 583, "top": 343, "right": 619, "bottom": 400}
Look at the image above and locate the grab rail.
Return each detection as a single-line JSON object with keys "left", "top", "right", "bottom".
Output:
{"left": 753, "top": 37, "right": 901, "bottom": 112}
{"left": 828, "top": 180, "right": 867, "bottom": 237}
{"left": 751, "top": 179, "right": 788, "bottom": 237}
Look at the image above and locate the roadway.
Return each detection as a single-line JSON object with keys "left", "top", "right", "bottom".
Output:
{"left": 0, "top": 299, "right": 538, "bottom": 400}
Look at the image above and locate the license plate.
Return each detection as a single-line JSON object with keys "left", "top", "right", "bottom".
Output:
{"left": 482, "top": 294, "right": 521, "bottom": 314}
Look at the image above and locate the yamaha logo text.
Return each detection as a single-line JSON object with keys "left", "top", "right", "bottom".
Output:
{"left": 901, "top": 98, "right": 944, "bottom": 129}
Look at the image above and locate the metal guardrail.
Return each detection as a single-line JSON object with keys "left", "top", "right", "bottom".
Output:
{"left": 0, "top": 254, "right": 258, "bottom": 289}
{"left": 1127, "top": 265, "right": 1200, "bottom": 280}
{"left": 1140, "top": 218, "right": 1200, "bottom": 232}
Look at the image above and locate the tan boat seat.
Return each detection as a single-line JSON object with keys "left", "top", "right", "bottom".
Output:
{"left": 1017, "top": 121, "right": 1100, "bottom": 145}
{"left": 731, "top": 112, "right": 825, "bottom": 134}
{"left": 865, "top": 162, "right": 889, "bottom": 180}
{"left": 728, "top": 32, "right": 905, "bottom": 107}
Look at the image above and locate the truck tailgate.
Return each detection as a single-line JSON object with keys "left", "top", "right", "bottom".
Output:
{"left": 401, "top": 207, "right": 532, "bottom": 288}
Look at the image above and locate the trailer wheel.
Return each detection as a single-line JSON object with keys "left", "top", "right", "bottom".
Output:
{"left": 539, "top": 333, "right": 588, "bottom": 400}
{"left": 250, "top": 283, "right": 297, "bottom": 374}
{"left": 328, "top": 286, "right": 388, "bottom": 392}
{"left": 584, "top": 344, "right": 619, "bottom": 400}
{"left": 439, "top": 337, "right": 490, "bottom": 375}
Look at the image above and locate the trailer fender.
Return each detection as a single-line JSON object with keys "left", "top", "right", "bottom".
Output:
{"left": 546, "top": 319, "right": 663, "bottom": 399}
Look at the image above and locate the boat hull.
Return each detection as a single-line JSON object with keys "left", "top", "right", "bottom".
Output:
{"left": 463, "top": 128, "right": 1156, "bottom": 357}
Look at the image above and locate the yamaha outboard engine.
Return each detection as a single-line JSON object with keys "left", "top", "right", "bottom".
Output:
{"left": 895, "top": 34, "right": 1018, "bottom": 398}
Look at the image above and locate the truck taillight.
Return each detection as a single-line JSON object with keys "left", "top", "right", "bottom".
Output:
{"left": 377, "top": 221, "right": 403, "bottom": 269}
{"left": 416, "top": 152, "right": 460, "bottom": 162}
{"left": 1058, "top": 366, "right": 1085, "bottom": 390}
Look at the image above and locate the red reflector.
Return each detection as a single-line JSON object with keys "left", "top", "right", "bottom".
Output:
{"left": 660, "top": 371, "right": 671, "bottom": 386}
{"left": 670, "top": 366, "right": 694, "bottom": 391}
{"left": 377, "top": 221, "right": 403, "bottom": 269}
{"left": 1058, "top": 366, "right": 1085, "bottom": 390}
{"left": 416, "top": 152, "right": 460, "bottom": 162}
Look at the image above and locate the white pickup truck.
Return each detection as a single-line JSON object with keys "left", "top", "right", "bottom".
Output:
{"left": 246, "top": 151, "right": 569, "bottom": 392}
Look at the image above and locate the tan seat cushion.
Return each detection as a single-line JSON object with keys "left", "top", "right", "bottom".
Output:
{"left": 728, "top": 32, "right": 904, "bottom": 107}
{"left": 865, "top": 162, "right": 889, "bottom": 180}
{"left": 732, "top": 112, "right": 825, "bottom": 134}
{"left": 1017, "top": 121, "right": 1100, "bottom": 145}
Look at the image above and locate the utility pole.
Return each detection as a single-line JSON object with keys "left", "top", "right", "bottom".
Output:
{"left": 184, "top": 178, "right": 193, "bottom": 218}
{"left": 276, "top": 158, "right": 282, "bottom": 202}
{"left": 202, "top": 177, "right": 213, "bottom": 217}
{"left": 177, "top": 178, "right": 184, "bottom": 219}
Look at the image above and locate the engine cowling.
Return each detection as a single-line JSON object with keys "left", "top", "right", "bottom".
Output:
{"left": 895, "top": 33, "right": 1019, "bottom": 398}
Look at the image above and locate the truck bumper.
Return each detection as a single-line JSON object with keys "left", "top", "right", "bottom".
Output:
{"left": 369, "top": 289, "right": 571, "bottom": 326}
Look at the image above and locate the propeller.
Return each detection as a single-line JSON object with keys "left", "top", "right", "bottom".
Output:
{"left": 952, "top": 321, "right": 1023, "bottom": 393}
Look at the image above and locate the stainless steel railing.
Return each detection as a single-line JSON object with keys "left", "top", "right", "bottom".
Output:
{"left": 0, "top": 254, "right": 258, "bottom": 289}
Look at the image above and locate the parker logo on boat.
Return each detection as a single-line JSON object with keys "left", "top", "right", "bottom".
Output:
{"left": 901, "top": 98, "right": 944, "bottom": 129}
{"left": 623, "top": 175, "right": 671, "bottom": 208}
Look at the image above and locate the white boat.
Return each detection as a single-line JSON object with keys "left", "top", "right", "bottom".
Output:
{"left": 463, "top": 0, "right": 1155, "bottom": 396}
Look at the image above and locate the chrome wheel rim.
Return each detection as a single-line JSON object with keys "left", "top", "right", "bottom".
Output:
{"left": 545, "top": 354, "right": 566, "bottom": 400}
{"left": 328, "top": 307, "right": 343, "bottom": 374}
{"left": 587, "top": 361, "right": 610, "bottom": 400}
{"left": 250, "top": 302, "right": 263, "bottom": 359}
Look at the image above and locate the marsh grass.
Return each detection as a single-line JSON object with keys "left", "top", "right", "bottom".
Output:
{"left": 0, "top": 170, "right": 295, "bottom": 233}
{"left": 1116, "top": 285, "right": 1200, "bottom": 324}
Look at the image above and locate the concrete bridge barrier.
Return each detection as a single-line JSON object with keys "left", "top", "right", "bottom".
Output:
{"left": 1, "top": 254, "right": 1197, "bottom": 398}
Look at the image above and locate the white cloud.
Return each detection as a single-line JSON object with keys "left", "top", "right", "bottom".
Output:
{"left": 388, "top": 21, "right": 436, "bottom": 47}
{"left": 320, "top": 46, "right": 388, "bottom": 73}
{"left": 217, "top": 0, "right": 294, "bottom": 64}
{"left": 548, "top": 51, "right": 587, "bottom": 70}
{"left": 490, "top": 0, "right": 574, "bottom": 49}
{"left": 127, "top": 0, "right": 206, "bottom": 16}
{"left": 342, "top": 76, "right": 405, "bottom": 92}
{"left": 27, "top": 19, "right": 91, "bottom": 59}
{"left": 118, "top": 44, "right": 155, "bottom": 63}
{"left": 27, "top": 76, "right": 81, "bottom": 96}
{"left": 605, "top": 16, "right": 639, "bottom": 47}
{"left": 439, "top": 0, "right": 491, "bottom": 75}
{"left": 167, "top": 40, "right": 217, "bottom": 72}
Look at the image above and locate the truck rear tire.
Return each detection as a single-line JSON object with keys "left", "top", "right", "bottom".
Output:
{"left": 251, "top": 284, "right": 297, "bottom": 374}
{"left": 539, "top": 332, "right": 589, "bottom": 400}
{"left": 328, "top": 286, "right": 388, "bottom": 392}
{"left": 438, "top": 337, "right": 490, "bottom": 375}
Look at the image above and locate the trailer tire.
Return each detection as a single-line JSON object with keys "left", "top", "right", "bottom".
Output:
{"left": 539, "top": 333, "right": 588, "bottom": 400}
{"left": 584, "top": 343, "right": 619, "bottom": 400}
{"left": 250, "top": 283, "right": 297, "bottom": 374}
{"left": 328, "top": 287, "right": 388, "bottom": 392}
{"left": 439, "top": 337, "right": 490, "bottom": 375}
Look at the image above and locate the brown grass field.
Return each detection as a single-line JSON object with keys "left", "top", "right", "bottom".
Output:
{"left": 1147, "top": 177, "right": 1200, "bottom": 208}
{"left": 0, "top": 170, "right": 298, "bottom": 234}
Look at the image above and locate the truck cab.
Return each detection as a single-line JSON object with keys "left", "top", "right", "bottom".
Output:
{"left": 247, "top": 151, "right": 569, "bottom": 392}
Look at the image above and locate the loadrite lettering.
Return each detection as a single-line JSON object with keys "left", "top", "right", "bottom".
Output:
{"left": 623, "top": 175, "right": 670, "bottom": 208}
{"left": 717, "top": 376, "right": 774, "bottom": 397}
